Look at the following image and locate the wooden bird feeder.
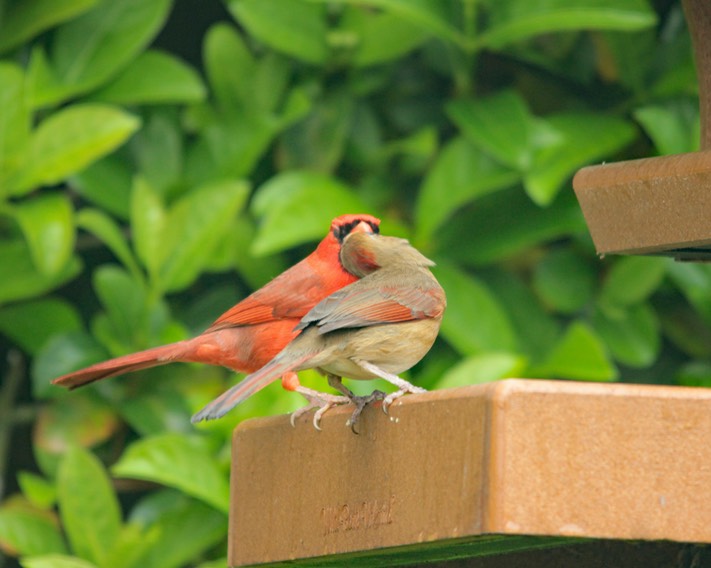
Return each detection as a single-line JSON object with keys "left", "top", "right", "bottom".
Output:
{"left": 574, "top": 0, "right": 711, "bottom": 259}
{"left": 228, "top": 1, "right": 711, "bottom": 565}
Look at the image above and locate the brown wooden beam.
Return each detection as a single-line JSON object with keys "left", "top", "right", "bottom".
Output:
{"left": 573, "top": 0, "right": 711, "bottom": 258}
{"left": 229, "top": 380, "right": 711, "bottom": 566}
{"left": 573, "top": 151, "right": 711, "bottom": 257}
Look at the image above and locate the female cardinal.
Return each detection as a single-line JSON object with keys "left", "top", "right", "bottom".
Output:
{"left": 52, "top": 214, "right": 381, "bottom": 400}
{"left": 191, "top": 231, "right": 447, "bottom": 430}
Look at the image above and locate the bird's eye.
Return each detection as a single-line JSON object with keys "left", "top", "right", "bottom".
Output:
{"left": 334, "top": 218, "right": 378, "bottom": 242}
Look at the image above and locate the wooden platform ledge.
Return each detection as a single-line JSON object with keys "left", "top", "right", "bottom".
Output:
{"left": 572, "top": 0, "right": 711, "bottom": 260}
{"left": 229, "top": 379, "right": 711, "bottom": 566}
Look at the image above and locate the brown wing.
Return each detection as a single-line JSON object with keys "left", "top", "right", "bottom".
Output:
{"left": 298, "top": 285, "right": 445, "bottom": 334}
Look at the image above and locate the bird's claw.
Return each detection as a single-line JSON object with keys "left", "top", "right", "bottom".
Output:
{"left": 346, "top": 390, "right": 386, "bottom": 434}
{"left": 382, "top": 385, "right": 427, "bottom": 415}
{"left": 291, "top": 386, "right": 351, "bottom": 430}
{"left": 351, "top": 359, "right": 427, "bottom": 416}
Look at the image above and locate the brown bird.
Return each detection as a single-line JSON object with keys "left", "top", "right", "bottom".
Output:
{"left": 191, "top": 231, "right": 447, "bottom": 429}
{"left": 52, "top": 215, "right": 381, "bottom": 400}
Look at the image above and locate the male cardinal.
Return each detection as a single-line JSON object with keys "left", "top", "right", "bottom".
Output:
{"left": 52, "top": 214, "right": 381, "bottom": 401}
{"left": 191, "top": 231, "right": 447, "bottom": 430}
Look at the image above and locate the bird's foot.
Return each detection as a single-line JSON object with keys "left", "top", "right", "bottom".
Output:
{"left": 346, "top": 390, "right": 386, "bottom": 434}
{"left": 291, "top": 386, "right": 351, "bottom": 430}
{"left": 352, "top": 359, "right": 427, "bottom": 416}
{"left": 382, "top": 384, "right": 426, "bottom": 415}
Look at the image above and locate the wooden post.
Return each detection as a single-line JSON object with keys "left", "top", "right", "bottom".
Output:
{"left": 683, "top": 0, "right": 711, "bottom": 149}
{"left": 573, "top": 0, "right": 711, "bottom": 258}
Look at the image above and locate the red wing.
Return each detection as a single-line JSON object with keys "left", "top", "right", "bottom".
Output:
{"left": 207, "top": 258, "right": 356, "bottom": 330}
{"left": 211, "top": 302, "right": 276, "bottom": 327}
{"left": 206, "top": 213, "right": 379, "bottom": 331}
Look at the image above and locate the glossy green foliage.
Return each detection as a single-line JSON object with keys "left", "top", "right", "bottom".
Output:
{"left": 0, "top": 0, "right": 701, "bottom": 565}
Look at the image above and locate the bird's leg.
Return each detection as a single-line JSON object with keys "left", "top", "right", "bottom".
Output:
{"left": 290, "top": 385, "right": 350, "bottom": 430}
{"left": 353, "top": 359, "right": 426, "bottom": 415}
{"left": 326, "top": 373, "right": 355, "bottom": 397}
{"left": 326, "top": 373, "right": 386, "bottom": 433}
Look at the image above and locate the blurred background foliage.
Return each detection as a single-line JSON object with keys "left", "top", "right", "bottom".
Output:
{"left": 0, "top": 0, "right": 703, "bottom": 566}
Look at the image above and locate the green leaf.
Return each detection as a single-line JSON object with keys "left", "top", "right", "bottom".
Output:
{"left": 91, "top": 50, "right": 206, "bottom": 105}
{"left": 132, "top": 113, "right": 184, "bottom": 198}
{"left": 0, "top": 500, "right": 66, "bottom": 557}
{"left": 481, "top": 0, "right": 657, "bottom": 49}
{"left": 0, "top": 298, "right": 82, "bottom": 355}
{"left": 187, "top": 64, "right": 309, "bottom": 181}
{"left": 340, "top": 7, "right": 431, "bottom": 67}
{"left": 18, "top": 472, "right": 57, "bottom": 510}
{"left": 447, "top": 91, "right": 538, "bottom": 170}
{"left": 321, "top": 0, "right": 465, "bottom": 46}
{"left": 251, "top": 171, "right": 368, "bottom": 255}
{"left": 415, "top": 137, "right": 518, "bottom": 243}
{"left": 592, "top": 303, "right": 660, "bottom": 367}
{"left": 482, "top": 269, "right": 562, "bottom": 364}
{"left": 535, "top": 321, "right": 617, "bottom": 381}
{"left": 532, "top": 248, "right": 595, "bottom": 313}
{"left": 436, "top": 187, "right": 586, "bottom": 265}
{"left": 437, "top": 352, "right": 526, "bottom": 389}
{"left": 32, "top": 332, "right": 107, "bottom": 398}
{"left": 524, "top": 112, "right": 637, "bottom": 205}
{"left": 57, "top": 447, "right": 122, "bottom": 566}
{"left": 12, "top": 104, "right": 140, "bottom": 195}
{"left": 204, "top": 23, "right": 255, "bottom": 111}
{"left": 12, "top": 193, "right": 75, "bottom": 275}
{"left": 227, "top": 0, "right": 329, "bottom": 64}
{"left": 0, "top": 0, "right": 98, "bottom": 54}
{"left": 93, "top": 265, "right": 148, "bottom": 346}
{"left": 159, "top": 180, "right": 250, "bottom": 292}
{"left": 598, "top": 256, "right": 667, "bottom": 313}
{"left": 71, "top": 154, "right": 133, "bottom": 219}
{"left": 112, "top": 434, "right": 230, "bottom": 513}
{"left": 131, "top": 178, "right": 167, "bottom": 280}
{"left": 31, "top": 0, "right": 173, "bottom": 105}
{"left": 0, "top": 63, "right": 30, "bottom": 193}
{"left": 21, "top": 555, "right": 98, "bottom": 568}
{"left": 119, "top": 390, "right": 193, "bottom": 437}
{"left": 658, "top": 300, "right": 711, "bottom": 359}
{"left": 34, "top": 394, "right": 119, "bottom": 457}
{"left": 0, "top": 240, "right": 81, "bottom": 306}
{"left": 433, "top": 263, "right": 517, "bottom": 355}
{"left": 666, "top": 263, "right": 711, "bottom": 327}
{"left": 76, "top": 208, "right": 143, "bottom": 281}
{"left": 279, "top": 89, "right": 354, "bottom": 173}
{"left": 128, "top": 492, "right": 226, "bottom": 568}
{"left": 217, "top": 219, "right": 290, "bottom": 289}
{"left": 103, "top": 524, "right": 159, "bottom": 568}
{"left": 186, "top": 113, "right": 264, "bottom": 182}
{"left": 598, "top": 28, "right": 656, "bottom": 93}
{"left": 676, "top": 361, "right": 711, "bottom": 388}
{"left": 634, "top": 99, "right": 700, "bottom": 155}
{"left": 196, "top": 559, "right": 229, "bottom": 568}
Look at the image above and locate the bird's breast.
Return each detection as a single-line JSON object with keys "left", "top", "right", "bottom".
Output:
{"left": 315, "top": 318, "right": 442, "bottom": 380}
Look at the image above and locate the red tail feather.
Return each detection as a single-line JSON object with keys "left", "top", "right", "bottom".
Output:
{"left": 52, "top": 340, "right": 196, "bottom": 389}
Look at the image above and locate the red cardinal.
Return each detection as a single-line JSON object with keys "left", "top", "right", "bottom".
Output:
{"left": 52, "top": 214, "right": 381, "bottom": 400}
{"left": 191, "top": 232, "right": 446, "bottom": 429}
